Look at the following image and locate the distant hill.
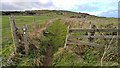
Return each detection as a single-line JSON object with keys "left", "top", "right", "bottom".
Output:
{"left": 1, "top": 10, "right": 98, "bottom": 17}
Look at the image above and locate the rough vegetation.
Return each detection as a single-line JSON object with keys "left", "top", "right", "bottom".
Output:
{"left": 1, "top": 10, "right": 119, "bottom": 67}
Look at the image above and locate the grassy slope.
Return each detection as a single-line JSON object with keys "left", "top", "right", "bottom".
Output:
{"left": 1, "top": 10, "right": 118, "bottom": 66}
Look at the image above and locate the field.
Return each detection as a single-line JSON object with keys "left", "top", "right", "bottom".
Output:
{"left": 1, "top": 10, "right": 119, "bottom": 66}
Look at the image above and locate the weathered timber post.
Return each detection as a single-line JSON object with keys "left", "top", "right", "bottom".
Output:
{"left": 33, "top": 15, "right": 37, "bottom": 31}
{"left": 22, "top": 25, "right": 29, "bottom": 55}
{"left": 10, "top": 15, "right": 19, "bottom": 54}
{"left": 88, "top": 22, "right": 92, "bottom": 42}
{"left": 88, "top": 22, "right": 96, "bottom": 42}
{"left": 117, "top": 28, "right": 119, "bottom": 62}
{"left": 64, "top": 26, "right": 70, "bottom": 49}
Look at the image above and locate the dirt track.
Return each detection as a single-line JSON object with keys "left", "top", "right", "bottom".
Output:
{"left": 43, "top": 45, "right": 52, "bottom": 66}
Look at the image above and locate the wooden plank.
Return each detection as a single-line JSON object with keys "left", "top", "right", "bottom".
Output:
{"left": 69, "top": 28, "right": 119, "bottom": 32}
{"left": 64, "top": 26, "right": 70, "bottom": 48}
{"left": 69, "top": 35, "right": 119, "bottom": 39}
{"left": 67, "top": 41, "right": 103, "bottom": 47}
{"left": 10, "top": 15, "right": 19, "bottom": 54}
{"left": 23, "top": 25, "right": 29, "bottom": 55}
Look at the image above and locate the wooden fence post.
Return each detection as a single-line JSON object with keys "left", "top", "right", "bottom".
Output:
{"left": 10, "top": 15, "right": 19, "bottom": 54}
{"left": 64, "top": 26, "right": 70, "bottom": 49}
{"left": 117, "top": 28, "right": 119, "bottom": 59}
{"left": 88, "top": 22, "right": 96, "bottom": 42}
{"left": 22, "top": 25, "right": 29, "bottom": 55}
{"left": 33, "top": 16, "right": 37, "bottom": 31}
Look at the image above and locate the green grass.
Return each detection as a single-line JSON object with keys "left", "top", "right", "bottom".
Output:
{"left": 53, "top": 52, "right": 78, "bottom": 66}
{"left": 2, "top": 44, "right": 14, "bottom": 57}
{"left": 2, "top": 15, "right": 55, "bottom": 47}
{"left": 45, "top": 19, "right": 67, "bottom": 54}
{"left": 1, "top": 11, "right": 118, "bottom": 66}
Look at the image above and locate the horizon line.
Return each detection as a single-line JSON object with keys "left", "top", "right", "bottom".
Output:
{"left": 0, "top": 9, "right": 119, "bottom": 18}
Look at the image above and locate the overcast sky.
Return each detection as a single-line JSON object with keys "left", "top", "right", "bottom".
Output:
{"left": 0, "top": 0, "right": 120, "bottom": 18}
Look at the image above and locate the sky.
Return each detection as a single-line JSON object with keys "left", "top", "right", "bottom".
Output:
{"left": 0, "top": 0, "right": 120, "bottom": 18}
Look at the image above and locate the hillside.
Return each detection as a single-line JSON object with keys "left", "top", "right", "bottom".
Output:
{"left": 1, "top": 10, "right": 119, "bottom": 67}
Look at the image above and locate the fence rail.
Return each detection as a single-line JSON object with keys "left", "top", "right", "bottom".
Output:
{"left": 67, "top": 41, "right": 103, "bottom": 46}
{"left": 69, "top": 35, "right": 119, "bottom": 39}
{"left": 64, "top": 22, "right": 119, "bottom": 48}
{"left": 69, "top": 28, "right": 119, "bottom": 32}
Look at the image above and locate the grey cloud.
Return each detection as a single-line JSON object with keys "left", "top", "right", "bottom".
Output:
{"left": 1, "top": 2, "right": 54, "bottom": 11}
{"left": 1, "top": 2, "right": 23, "bottom": 10}
{"left": 0, "top": 1, "right": 118, "bottom": 18}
